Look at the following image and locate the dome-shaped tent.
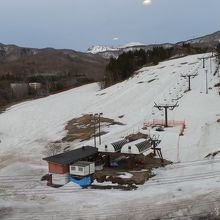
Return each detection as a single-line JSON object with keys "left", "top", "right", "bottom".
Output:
{"left": 98, "top": 139, "right": 128, "bottom": 153}
{"left": 121, "top": 138, "right": 152, "bottom": 155}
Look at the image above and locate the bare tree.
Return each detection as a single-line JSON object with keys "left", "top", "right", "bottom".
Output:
{"left": 44, "top": 143, "right": 61, "bottom": 156}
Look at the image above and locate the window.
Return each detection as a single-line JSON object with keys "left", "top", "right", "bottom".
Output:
{"left": 71, "top": 166, "right": 76, "bottom": 171}
{"left": 78, "top": 167, "right": 83, "bottom": 172}
{"left": 128, "top": 146, "right": 131, "bottom": 153}
{"left": 105, "top": 145, "right": 108, "bottom": 152}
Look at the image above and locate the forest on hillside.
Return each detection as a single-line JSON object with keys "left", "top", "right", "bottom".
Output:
{"left": 103, "top": 44, "right": 209, "bottom": 87}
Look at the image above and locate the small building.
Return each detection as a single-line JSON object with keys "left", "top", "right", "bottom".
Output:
{"left": 43, "top": 146, "right": 98, "bottom": 185}
{"left": 10, "top": 83, "right": 29, "bottom": 100}
{"left": 70, "top": 161, "right": 95, "bottom": 176}
{"left": 98, "top": 139, "right": 128, "bottom": 153}
{"left": 51, "top": 173, "right": 69, "bottom": 186}
{"left": 29, "top": 82, "right": 42, "bottom": 90}
{"left": 121, "top": 138, "right": 152, "bottom": 155}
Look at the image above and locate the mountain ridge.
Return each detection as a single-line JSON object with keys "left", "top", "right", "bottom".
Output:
{"left": 87, "top": 31, "right": 220, "bottom": 58}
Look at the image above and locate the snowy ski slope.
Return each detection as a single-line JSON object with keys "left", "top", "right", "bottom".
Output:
{"left": 0, "top": 53, "right": 220, "bottom": 219}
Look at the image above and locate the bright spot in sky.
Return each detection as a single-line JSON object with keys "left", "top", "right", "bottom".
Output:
{"left": 143, "top": 0, "right": 152, "bottom": 5}
{"left": 113, "top": 37, "right": 119, "bottom": 41}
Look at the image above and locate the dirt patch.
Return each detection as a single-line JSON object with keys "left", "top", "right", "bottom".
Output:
{"left": 94, "top": 169, "right": 153, "bottom": 186}
{"left": 0, "top": 207, "right": 14, "bottom": 219}
{"left": 148, "top": 79, "right": 156, "bottom": 83}
{"left": 188, "top": 62, "right": 197, "bottom": 65}
{"left": 125, "top": 132, "right": 149, "bottom": 142}
{"left": 96, "top": 93, "right": 106, "bottom": 96}
{"left": 62, "top": 114, "right": 125, "bottom": 142}
{"left": 118, "top": 115, "right": 124, "bottom": 118}
{"left": 205, "top": 150, "right": 220, "bottom": 158}
{"left": 180, "top": 62, "right": 188, "bottom": 65}
{"left": 90, "top": 184, "right": 137, "bottom": 191}
{"left": 94, "top": 154, "right": 172, "bottom": 186}
{"left": 157, "top": 66, "right": 166, "bottom": 69}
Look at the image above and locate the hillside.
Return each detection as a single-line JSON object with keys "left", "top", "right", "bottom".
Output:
{"left": 0, "top": 53, "right": 220, "bottom": 219}
{"left": 0, "top": 44, "right": 108, "bottom": 81}
{"left": 178, "top": 31, "right": 220, "bottom": 48}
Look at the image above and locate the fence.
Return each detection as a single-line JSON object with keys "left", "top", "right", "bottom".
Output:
{"left": 144, "top": 119, "right": 186, "bottom": 136}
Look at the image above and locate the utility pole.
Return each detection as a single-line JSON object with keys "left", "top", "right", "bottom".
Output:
{"left": 93, "top": 114, "right": 98, "bottom": 148}
{"left": 202, "top": 57, "right": 205, "bottom": 68}
{"left": 154, "top": 102, "right": 179, "bottom": 127}
{"left": 92, "top": 113, "right": 103, "bottom": 147}
{"left": 98, "top": 113, "right": 103, "bottom": 145}
{"left": 205, "top": 69, "right": 208, "bottom": 94}
{"left": 199, "top": 53, "right": 218, "bottom": 74}
{"left": 181, "top": 73, "right": 198, "bottom": 91}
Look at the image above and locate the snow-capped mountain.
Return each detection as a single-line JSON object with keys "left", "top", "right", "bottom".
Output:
{"left": 87, "top": 42, "right": 173, "bottom": 58}
{"left": 87, "top": 45, "right": 118, "bottom": 54}
{"left": 87, "top": 42, "right": 146, "bottom": 54}
{"left": 118, "top": 42, "right": 145, "bottom": 49}
{"left": 87, "top": 31, "right": 220, "bottom": 59}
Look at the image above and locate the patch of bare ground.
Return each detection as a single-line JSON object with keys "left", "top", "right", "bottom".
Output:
{"left": 94, "top": 154, "right": 172, "bottom": 187}
{"left": 62, "top": 114, "right": 125, "bottom": 142}
{"left": 125, "top": 132, "right": 149, "bottom": 142}
{"left": 148, "top": 79, "right": 156, "bottom": 83}
{"left": 205, "top": 150, "right": 220, "bottom": 158}
{"left": 0, "top": 207, "right": 14, "bottom": 219}
{"left": 90, "top": 184, "right": 137, "bottom": 190}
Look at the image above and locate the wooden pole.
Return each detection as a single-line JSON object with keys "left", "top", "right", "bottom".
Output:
{"left": 98, "top": 114, "right": 101, "bottom": 145}
{"left": 93, "top": 114, "right": 96, "bottom": 148}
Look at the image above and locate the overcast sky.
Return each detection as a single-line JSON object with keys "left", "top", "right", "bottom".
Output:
{"left": 0, "top": 0, "right": 220, "bottom": 51}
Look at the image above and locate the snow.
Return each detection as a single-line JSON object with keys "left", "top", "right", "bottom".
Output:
{"left": 87, "top": 45, "right": 118, "bottom": 54}
{"left": 117, "top": 172, "right": 133, "bottom": 179}
{"left": 87, "top": 42, "right": 146, "bottom": 54}
{"left": 1, "top": 53, "right": 220, "bottom": 219}
{"left": 92, "top": 180, "right": 118, "bottom": 186}
{"left": 118, "top": 42, "right": 145, "bottom": 48}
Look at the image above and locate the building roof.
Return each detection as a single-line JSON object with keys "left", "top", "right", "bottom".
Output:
{"left": 111, "top": 139, "right": 128, "bottom": 152}
{"left": 122, "top": 138, "right": 152, "bottom": 154}
{"left": 135, "top": 139, "right": 152, "bottom": 153}
{"left": 43, "top": 146, "right": 98, "bottom": 165}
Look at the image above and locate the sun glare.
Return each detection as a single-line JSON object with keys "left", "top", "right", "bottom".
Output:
{"left": 143, "top": 0, "right": 152, "bottom": 5}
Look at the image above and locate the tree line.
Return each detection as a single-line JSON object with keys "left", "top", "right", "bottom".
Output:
{"left": 105, "top": 47, "right": 173, "bottom": 86}
{"left": 216, "top": 43, "right": 220, "bottom": 59}
{"left": 0, "top": 72, "right": 92, "bottom": 107}
{"left": 104, "top": 44, "right": 209, "bottom": 87}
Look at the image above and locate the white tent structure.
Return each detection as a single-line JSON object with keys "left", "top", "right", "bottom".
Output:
{"left": 121, "top": 138, "right": 152, "bottom": 155}
{"left": 98, "top": 139, "right": 128, "bottom": 153}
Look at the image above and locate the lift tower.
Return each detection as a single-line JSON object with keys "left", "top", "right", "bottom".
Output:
{"left": 154, "top": 102, "right": 179, "bottom": 127}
